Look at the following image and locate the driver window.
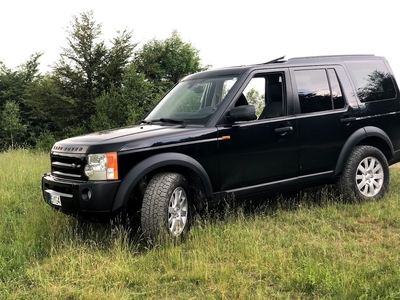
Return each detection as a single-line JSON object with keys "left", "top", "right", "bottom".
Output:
{"left": 243, "top": 78, "right": 265, "bottom": 116}
{"left": 242, "top": 73, "right": 285, "bottom": 119}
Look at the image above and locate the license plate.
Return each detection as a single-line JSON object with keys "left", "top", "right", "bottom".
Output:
{"left": 50, "top": 194, "right": 62, "bottom": 206}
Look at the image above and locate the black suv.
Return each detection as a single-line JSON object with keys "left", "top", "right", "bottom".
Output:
{"left": 42, "top": 55, "right": 400, "bottom": 242}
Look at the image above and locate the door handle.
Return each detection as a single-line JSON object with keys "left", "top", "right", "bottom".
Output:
{"left": 275, "top": 126, "right": 293, "bottom": 133}
{"left": 340, "top": 117, "right": 356, "bottom": 123}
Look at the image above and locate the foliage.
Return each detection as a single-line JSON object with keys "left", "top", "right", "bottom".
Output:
{"left": 54, "top": 10, "right": 106, "bottom": 101}
{"left": 135, "top": 30, "right": 206, "bottom": 94}
{"left": 246, "top": 88, "right": 264, "bottom": 116}
{"left": 103, "top": 29, "right": 137, "bottom": 92}
{"left": 35, "top": 130, "right": 57, "bottom": 152}
{"left": 0, "top": 101, "right": 27, "bottom": 149}
{"left": 23, "top": 74, "right": 76, "bottom": 141}
{"left": 52, "top": 10, "right": 136, "bottom": 131}
{"left": 0, "top": 54, "right": 42, "bottom": 149}
{"left": 0, "top": 53, "right": 42, "bottom": 110}
{"left": 91, "top": 63, "right": 157, "bottom": 131}
{"left": 1, "top": 11, "right": 206, "bottom": 148}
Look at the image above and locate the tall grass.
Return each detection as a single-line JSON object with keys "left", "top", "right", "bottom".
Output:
{"left": 2, "top": 150, "right": 400, "bottom": 299}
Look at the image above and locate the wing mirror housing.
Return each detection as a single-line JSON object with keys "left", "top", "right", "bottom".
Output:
{"left": 226, "top": 105, "right": 257, "bottom": 123}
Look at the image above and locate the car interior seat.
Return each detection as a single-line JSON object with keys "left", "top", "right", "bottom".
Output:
{"left": 259, "top": 82, "right": 282, "bottom": 119}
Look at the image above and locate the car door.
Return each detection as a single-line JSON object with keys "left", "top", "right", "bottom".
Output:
{"left": 217, "top": 70, "right": 299, "bottom": 200}
{"left": 290, "top": 66, "right": 360, "bottom": 182}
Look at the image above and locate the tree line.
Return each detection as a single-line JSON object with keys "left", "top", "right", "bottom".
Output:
{"left": 0, "top": 11, "right": 206, "bottom": 151}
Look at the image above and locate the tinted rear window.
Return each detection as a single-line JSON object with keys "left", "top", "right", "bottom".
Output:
{"left": 345, "top": 60, "right": 396, "bottom": 102}
{"left": 294, "top": 68, "right": 345, "bottom": 114}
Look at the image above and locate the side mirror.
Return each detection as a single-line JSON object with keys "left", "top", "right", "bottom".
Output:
{"left": 226, "top": 105, "right": 257, "bottom": 123}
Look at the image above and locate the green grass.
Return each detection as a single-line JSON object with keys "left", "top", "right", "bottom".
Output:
{"left": 2, "top": 150, "right": 400, "bottom": 299}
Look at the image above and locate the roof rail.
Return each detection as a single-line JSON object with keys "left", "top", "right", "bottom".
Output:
{"left": 262, "top": 56, "right": 286, "bottom": 65}
{"left": 289, "top": 54, "right": 375, "bottom": 61}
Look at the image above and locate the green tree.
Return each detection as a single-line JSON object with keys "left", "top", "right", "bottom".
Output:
{"left": 53, "top": 10, "right": 135, "bottom": 131}
{"left": 0, "top": 53, "right": 42, "bottom": 111}
{"left": 92, "top": 30, "right": 208, "bottom": 132}
{"left": 246, "top": 88, "right": 264, "bottom": 116}
{"left": 24, "top": 74, "right": 75, "bottom": 141}
{"left": 0, "top": 54, "right": 42, "bottom": 148}
{"left": 135, "top": 30, "right": 206, "bottom": 93}
{"left": 54, "top": 10, "right": 105, "bottom": 98}
{"left": 102, "top": 30, "right": 137, "bottom": 92}
{"left": 0, "top": 101, "right": 27, "bottom": 149}
{"left": 91, "top": 63, "right": 156, "bottom": 131}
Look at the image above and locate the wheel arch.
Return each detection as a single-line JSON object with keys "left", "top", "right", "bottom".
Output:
{"left": 334, "top": 126, "right": 394, "bottom": 176}
{"left": 111, "top": 152, "right": 213, "bottom": 212}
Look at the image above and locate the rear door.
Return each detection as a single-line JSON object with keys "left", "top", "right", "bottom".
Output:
{"left": 290, "top": 65, "right": 360, "bottom": 182}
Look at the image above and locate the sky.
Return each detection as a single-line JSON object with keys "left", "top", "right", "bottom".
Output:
{"left": 1, "top": 0, "right": 399, "bottom": 76}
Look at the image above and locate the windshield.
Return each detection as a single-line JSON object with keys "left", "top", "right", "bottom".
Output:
{"left": 144, "top": 75, "right": 238, "bottom": 125}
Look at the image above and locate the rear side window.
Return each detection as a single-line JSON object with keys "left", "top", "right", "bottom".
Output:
{"left": 294, "top": 69, "right": 345, "bottom": 114}
{"left": 345, "top": 60, "right": 396, "bottom": 102}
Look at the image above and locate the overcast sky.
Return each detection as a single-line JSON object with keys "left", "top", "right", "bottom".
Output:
{"left": 1, "top": 0, "right": 399, "bottom": 76}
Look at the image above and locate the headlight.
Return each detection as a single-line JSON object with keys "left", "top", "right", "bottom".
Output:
{"left": 84, "top": 152, "right": 119, "bottom": 180}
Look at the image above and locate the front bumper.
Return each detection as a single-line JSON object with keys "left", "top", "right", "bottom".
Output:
{"left": 42, "top": 173, "right": 121, "bottom": 219}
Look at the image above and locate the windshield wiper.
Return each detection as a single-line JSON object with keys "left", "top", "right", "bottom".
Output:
{"left": 158, "top": 118, "right": 186, "bottom": 127}
{"left": 140, "top": 119, "right": 152, "bottom": 125}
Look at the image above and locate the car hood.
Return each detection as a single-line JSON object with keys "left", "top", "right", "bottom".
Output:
{"left": 51, "top": 124, "right": 217, "bottom": 154}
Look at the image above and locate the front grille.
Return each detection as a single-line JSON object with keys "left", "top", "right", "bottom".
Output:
{"left": 51, "top": 152, "right": 87, "bottom": 181}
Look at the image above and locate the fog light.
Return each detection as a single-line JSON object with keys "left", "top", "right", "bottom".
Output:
{"left": 81, "top": 188, "right": 93, "bottom": 201}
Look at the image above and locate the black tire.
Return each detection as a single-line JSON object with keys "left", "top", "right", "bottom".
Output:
{"left": 141, "top": 172, "right": 191, "bottom": 244}
{"left": 338, "top": 145, "right": 389, "bottom": 202}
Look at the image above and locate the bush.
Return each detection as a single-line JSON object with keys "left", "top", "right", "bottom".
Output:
{"left": 35, "top": 130, "right": 56, "bottom": 151}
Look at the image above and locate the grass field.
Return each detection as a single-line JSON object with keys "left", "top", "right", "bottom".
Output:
{"left": 1, "top": 150, "right": 400, "bottom": 299}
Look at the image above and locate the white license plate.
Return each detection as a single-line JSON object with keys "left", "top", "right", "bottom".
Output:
{"left": 50, "top": 194, "right": 62, "bottom": 206}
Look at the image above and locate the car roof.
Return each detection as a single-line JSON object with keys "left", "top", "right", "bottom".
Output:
{"left": 182, "top": 54, "right": 381, "bottom": 81}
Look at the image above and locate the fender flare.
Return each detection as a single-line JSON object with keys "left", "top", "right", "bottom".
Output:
{"left": 334, "top": 126, "right": 394, "bottom": 175}
{"left": 111, "top": 152, "right": 213, "bottom": 212}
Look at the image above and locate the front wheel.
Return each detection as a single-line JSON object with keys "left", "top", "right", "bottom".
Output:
{"left": 338, "top": 145, "right": 389, "bottom": 202}
{"left": 141, "top": 172, "right": 191, "bottom": 244}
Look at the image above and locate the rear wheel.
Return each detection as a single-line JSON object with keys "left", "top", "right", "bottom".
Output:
{"left": 338, "top": 146, "right": 389, "bottom": 202}
{"left": 141, "top": 172, "right": 191, "bottom": 244}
